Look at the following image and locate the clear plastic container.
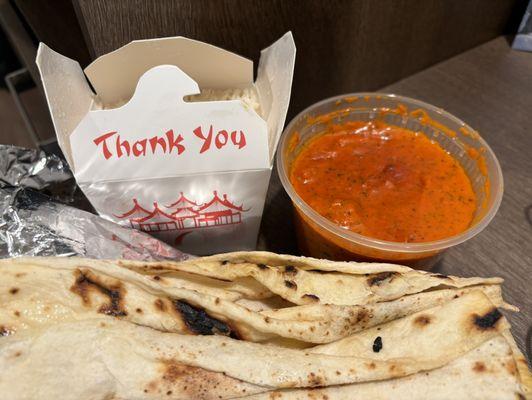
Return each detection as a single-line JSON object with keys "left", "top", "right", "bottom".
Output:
{"left": 277, "top": 93, "right": 503, "bottom": 269}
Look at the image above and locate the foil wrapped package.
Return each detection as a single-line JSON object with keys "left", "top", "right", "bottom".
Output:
{"left": 0, "top": 145, "right": 75, "bottom": 200}
{"left": 0, "top": 145, "right": 188, "bottom": 261}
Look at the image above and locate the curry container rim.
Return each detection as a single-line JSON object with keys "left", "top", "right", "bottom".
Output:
{"left": 276, "top": 92, "right": 504, "bottom": 254}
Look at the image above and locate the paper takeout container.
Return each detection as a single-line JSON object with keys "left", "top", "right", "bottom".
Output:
{"left": 35, "top": 33, "right": 296, "bottom": 255}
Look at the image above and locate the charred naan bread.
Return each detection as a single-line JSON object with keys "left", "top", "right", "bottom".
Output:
{"left": 241, "top": 338, "right": 524, "bottom": 400}
{"left": 120, "top": 251, "right": 504, "bottom": 306}
{"left": 0, "top": 255, "right": 514, "bottom": 345}
{"left": 0, "top": 292, "right": 529, "bottom": 399}
{"left": 0, "top": 253, "right": 530, "bottom": 399}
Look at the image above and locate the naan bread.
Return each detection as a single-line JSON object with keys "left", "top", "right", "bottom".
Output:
{"left": 241, "top": 337, "right": 524, "bottom": 400}
{"left": 1, "top": 292, "right": 528, "bottom": 399}
{"left": 311, "top": 290, "right": 508, "bottom": 357}
{"left": 0, "top": 253, "right": 529, "bottom": 399}
{"left": 0, "top": 257, "right": 513, "bottom": 345}
{"left": 120, "top": 251, "right": 503, "bottom": 306}
{"left": 0, "top": 317, "right": 466, "bottom": 399}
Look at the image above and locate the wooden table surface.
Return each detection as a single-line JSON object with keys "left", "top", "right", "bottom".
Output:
{"left": 258, "top": 36, "right": 532, "bottom": 356}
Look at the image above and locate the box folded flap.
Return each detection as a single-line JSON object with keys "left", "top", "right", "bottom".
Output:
{"left": 255, "top": 32, "right": 296, "bottom": 163}
{"left": 35, "top": 43, "right": 94, "bottom": 167}
{"left": 84, "top": 37, "right": 254, "bottom": 107}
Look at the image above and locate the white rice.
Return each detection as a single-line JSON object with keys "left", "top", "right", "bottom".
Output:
{"left": 94, "top": 86, "right": 262, "bottom": 117}
{"left": 185, "top": 87, "right": 262, "bottom": 116}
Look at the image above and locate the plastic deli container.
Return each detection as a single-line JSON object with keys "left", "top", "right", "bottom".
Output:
{"left": 277, "top": 93, "right": 503, "bottom": 268}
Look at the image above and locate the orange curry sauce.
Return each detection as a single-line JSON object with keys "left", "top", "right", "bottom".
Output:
{"left": 290, "top": 121, "right": 477, "bottom": 243}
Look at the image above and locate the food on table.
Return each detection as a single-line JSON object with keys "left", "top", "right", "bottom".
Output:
{"left": 243, "top": 338, "right": 527, "bottom": 399}
{"left": 0, "top": 254, "right": 513, "bottom": 344}
{"left": 290, "top": 120, "right": 476, "bottom": 243}
{"left": 277, "top": 94, "right": 503, "bottom": 267}
{"left": 0, "top": 252, "right": 529, "bottom": 399}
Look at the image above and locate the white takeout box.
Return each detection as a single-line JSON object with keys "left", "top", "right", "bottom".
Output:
{"left": 36, "top": 33, "right": 295, "bottom": 255}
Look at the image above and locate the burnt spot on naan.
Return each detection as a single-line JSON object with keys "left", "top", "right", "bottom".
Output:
{"left": 307, "top": 372, "right": 325, "bottom": 387}
{"left": 373, "top": 336, "right": 383, "bottom": 352}
{"left": 9, "top": 287, "right": 19, "bottom": 295}
{"left": 388, "top": 363, "right": 405, "bottom": 376}
{"left": 0, "top": 325, "right": 14, "bottom": 337}
{"left": 472, "top": 361, "right": 486, "bottom": 373}
{"left": 505, "top": 360, "right": 517, "bottom": 376}
{"left": 13, "top": 311, "right": 20, "bottom": 317}
{"left": 340, "top": 309, "right": 371, "bottom": 332}
{"left": 144, "top": 381, "right": 157, "bottom": 393}
{"left": 11, "top": 351, "right": 22, "bottom": 358}
{"left": 473, "top": 308, "right": 502, "bottom": 330}
{"left": 349, "top": 308, "right": 370, "bottom": 323}
{"left": 302, "top": 294, "right": 320, "bottom": 301}
{"left": 366, "top": 272, "right": 396, "bottom": 286}
{"left": 173, "top": 300, "right": 239, "bottom": 338}
{"left": 414, "top": 314, "right": 432, "bottom": 327}
{"left": 257, "top": 263, "right": 268, "bottom": 270}
{"left": 154, "top": 299, "right": 168, "bottom": 312}
{"left": 359, "top": 309, "right": 373, "bottom": 323}
{"left": 340, "top": 311, "right": 371, "bottom": 335}
{"left": 284, "top": 265, "right": 298, "bottom": 275}
{"left": 70, "top": 269, "right": 127, "bottom": 317}
{"left": 284, "top": 280, "right": 297, "bottom": 289}
{"left": 147, "top": 361, "right": 252, "bottom": 399}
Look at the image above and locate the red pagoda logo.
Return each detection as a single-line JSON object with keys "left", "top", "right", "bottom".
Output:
{"left": 114, "top": 191, "right": 248, "bottom": 233}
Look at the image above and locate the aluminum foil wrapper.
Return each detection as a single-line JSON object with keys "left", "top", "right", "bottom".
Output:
{"left": 0, "top": 145, "right": 75, "bottom": 200}
{"left": 0, "top": 145, "right": 189, "bottom": 261}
